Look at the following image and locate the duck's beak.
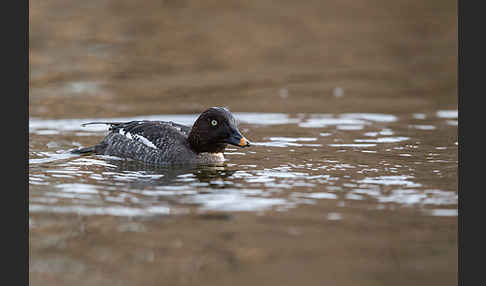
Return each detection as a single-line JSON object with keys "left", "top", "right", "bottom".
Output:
{"left": 226, "top": 129, "right": 251, "bottom": 148}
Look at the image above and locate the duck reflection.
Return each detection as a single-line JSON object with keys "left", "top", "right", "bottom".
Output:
{"left": 103, "top": 158, "right": 236, "bottom": 187}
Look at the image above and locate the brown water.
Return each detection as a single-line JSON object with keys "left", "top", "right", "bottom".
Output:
{"left": 29, "top": 1, "right": 457, "bottom": 285}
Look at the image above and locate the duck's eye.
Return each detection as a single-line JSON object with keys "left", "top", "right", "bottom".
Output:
{"left": 211, "top": 120, "right": 218, "bottom": 126}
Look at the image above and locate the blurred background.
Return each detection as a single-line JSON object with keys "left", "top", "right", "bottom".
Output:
{"left": 30, "top": 0, "right": 457, "bottom": 118}
{"left": 29, "top": 1, "right": 457, "bottom": 286}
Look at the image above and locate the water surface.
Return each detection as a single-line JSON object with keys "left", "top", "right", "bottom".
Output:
{"left": 30, "top": 111, "right": 457, "bottom": 217}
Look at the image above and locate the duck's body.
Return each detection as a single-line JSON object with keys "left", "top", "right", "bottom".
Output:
{"left": 72, "top": 107, "right": 250, "bottom": 165}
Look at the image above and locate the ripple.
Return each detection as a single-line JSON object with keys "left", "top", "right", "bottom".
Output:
{"left": 358, "top": 176, "right": 421, "bottom": 188}
{"left": 436, "top": 110, "right": 458, "bottom": 119}
{"left": 299, "top": 117, "right": 364, "bottom": 128}
{"left": 427, "top": 208, "right": 458, "bottom": 217}
{"left": 182, "top": 190, "right": 291, "bottom": 212}
{"left": 29, "top": 204, "right": 171, "bottom": 216}
{"left": 268, "top": 137, "right": 317, "bottom": 142}
{"left": 57, "top": 183, "right": 99, "bottom": 194}
{"left": 329, "top": 143, "right": 377, "bottom": 148}
{"left": 354, "top": 137, "right": 409, "bottom": 143}
{"left": 341, "top": 113, "right": 397, "bottom": 122}
{"left": 409, "top": 125, "right": 436, "bottom": 130}
{"left": 29, "top": 152, "right": 77, "bottom": 164}
{"left": 296, "top": 192, "right": 337, "bottom": 199}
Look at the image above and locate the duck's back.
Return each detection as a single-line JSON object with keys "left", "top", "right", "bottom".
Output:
{"left": 89, "top": 121, "right": 198, "bottom": 165}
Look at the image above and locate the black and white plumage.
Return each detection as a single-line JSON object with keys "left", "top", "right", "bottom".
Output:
{"left": 72, "top": 107, "right": 251, "bottom": 165}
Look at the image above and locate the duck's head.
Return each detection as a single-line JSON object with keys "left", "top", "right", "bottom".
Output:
{"left": 188, "top": 107, "right": 251, "bottom": 153}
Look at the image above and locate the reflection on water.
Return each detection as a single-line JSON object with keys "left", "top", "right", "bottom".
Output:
{"left": 29, "top": 110, "right": 458, "bottom": 217}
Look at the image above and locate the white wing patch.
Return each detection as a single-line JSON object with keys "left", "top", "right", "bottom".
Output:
{"left": 119, "top": 128, "right": 158, "bottom": 149}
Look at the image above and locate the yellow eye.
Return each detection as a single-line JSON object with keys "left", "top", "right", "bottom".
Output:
{"left": 211, "top": 120, "right": 218, "bottom": 126}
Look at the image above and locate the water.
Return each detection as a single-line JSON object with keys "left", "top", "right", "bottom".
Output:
{"left": 29, "top": 110, "right": 457, "bottom": 217}
{"left": 29, "top": 111, "right": 458, "bottom": 286}
{"left": 29, "top": 108, "right": 459, "bottom": 286}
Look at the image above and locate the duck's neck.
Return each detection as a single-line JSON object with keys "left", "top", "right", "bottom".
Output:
{"left": 188, "top": 130, "right": 226, "bottom": 154}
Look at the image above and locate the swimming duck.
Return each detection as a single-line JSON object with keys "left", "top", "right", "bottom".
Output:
{"left": 72, "top": 107, "right": 251, "bottom": 165}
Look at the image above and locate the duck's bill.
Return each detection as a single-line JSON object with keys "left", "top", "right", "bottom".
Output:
{"left": 226, "top": 131, "right": 251, "bottom": 148}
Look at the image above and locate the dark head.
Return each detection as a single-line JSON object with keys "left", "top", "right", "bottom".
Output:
{"left": 188, "top": 107, "right": 251, "bottom": 153}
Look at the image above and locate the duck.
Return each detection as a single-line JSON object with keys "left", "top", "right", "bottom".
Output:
{"left": 71, "top": 107, "right": 251, "bottom": 165}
